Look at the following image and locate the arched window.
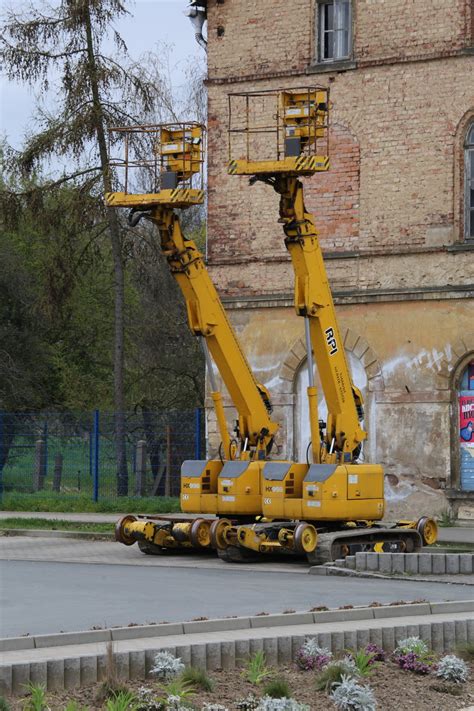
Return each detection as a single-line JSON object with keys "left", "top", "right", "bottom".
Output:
{"left": 458, "top": 359, "right": 474, "bottom": 491}
{"left": 465, "top": 123, "right": 474, "bottom": 240}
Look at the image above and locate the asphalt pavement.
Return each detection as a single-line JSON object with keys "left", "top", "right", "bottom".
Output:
{"left": 1, "top": 537, "right": 474, "bottom": 637}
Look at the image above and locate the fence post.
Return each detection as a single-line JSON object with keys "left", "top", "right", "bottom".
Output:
{"left": 33, "top": 439, "right": 45, "bottom": 491}
{"left": 0, "top": 411, "right": 3, "bottom": 502}
{"left": 53, "top": 453, "right": 63, "bottom": 493}
{"left": 194, "top": 408, "right": 202, "bottom": 460}
{"left": 44, "top": 421, "right": 48, "bottom": 480}
{"left": 165, "top": 425, "right": 171, "bottom": 497}
{"left": 93, "top": 410, "right": 100, "bottom": 502}
{"left": 135, "top": 439, "right": 147, "bottom": 496}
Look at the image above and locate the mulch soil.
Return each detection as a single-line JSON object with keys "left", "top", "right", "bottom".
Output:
{"left": 8, "top": 658, "right": 474, "bottom": 710}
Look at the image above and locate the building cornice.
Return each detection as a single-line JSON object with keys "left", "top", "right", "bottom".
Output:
{"left": 206, "top": 46, "right": 473, "bottom": 86}
{"left": 221, "top": 284, "right": 474, "bottom": 310}
{"left": 208, "top": 242, "right": 474, "bottom": 267}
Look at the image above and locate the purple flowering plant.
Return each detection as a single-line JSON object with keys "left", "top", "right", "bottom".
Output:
{"left": 295, "top": 638, "right": 332, "bottom": 671}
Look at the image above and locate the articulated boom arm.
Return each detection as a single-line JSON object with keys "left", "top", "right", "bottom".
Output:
{"left": 274, "top": 174, "right": 366, "bottom": 459}
{"left": 149, "top": 205, "right": 279, "bottom": 459}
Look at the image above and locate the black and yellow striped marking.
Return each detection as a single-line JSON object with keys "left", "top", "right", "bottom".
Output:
{"left": 295, "top": 155, "right": 330, "bottom": 171}
{"left": 228, "top": 160, "right": 238, "bottom": 175}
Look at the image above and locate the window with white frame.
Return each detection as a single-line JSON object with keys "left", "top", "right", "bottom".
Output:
{"left": 465, "top": 123, "right": 474, "bottom": 240}
{"left": 318, "top": 0, "right": 352, "bottom": 62}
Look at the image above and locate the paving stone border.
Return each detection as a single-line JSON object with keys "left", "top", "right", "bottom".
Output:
{"left": 320, "top": 552, "right": 474, "bottom": 576}
{"left": 1, "top": 602, "right": 473, "bottom": 695}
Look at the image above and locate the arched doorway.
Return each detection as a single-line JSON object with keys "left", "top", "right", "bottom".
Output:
{"left": 294, "top": 351, "right": 368, "bottom": 462}
{"left": 458, "top": 359, "right": 474, "bottom": 491}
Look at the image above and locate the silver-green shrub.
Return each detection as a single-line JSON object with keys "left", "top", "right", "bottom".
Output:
{"left": 330, "top": 675, "right": 377, "bottom": 711}
{"left": 435, "top": 655, "right": 469, "bottom": 683}
{"left": 150, "top": 651, "right": 185, "bottom": 681}
{"left": 394, "top": 637, "right": 428, "bottom": 656}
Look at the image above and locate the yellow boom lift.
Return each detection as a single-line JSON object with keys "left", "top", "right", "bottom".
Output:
{"left": 226, "top": 87, "right": 437, "bottom": 562}
{"left": 107, "top": 122, "right": 317, "bottom": 558}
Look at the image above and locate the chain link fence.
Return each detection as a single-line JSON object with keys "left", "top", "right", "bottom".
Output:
{"left": 0, "top": 410, "right": 204, "bottom": 500}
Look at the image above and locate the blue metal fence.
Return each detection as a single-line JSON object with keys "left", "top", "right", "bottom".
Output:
{"left": 0, "top": 409, "right": 204, "bottom": 500}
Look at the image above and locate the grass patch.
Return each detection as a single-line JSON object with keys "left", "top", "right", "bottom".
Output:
{"left": 262, "top": 676, "right": 291, "bottom": 699}
{"left": 181, "top": 667, "right": 214, "bottom": 692}
{"left": 0, "top": 491, "right": 180, "bottom": 514}
{"left": 0, "top": 518, "right": 114, "bottom": 533}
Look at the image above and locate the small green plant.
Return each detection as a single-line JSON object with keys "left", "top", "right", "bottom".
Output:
{"left": 23, "top": 683, "right": 48, "bottom": 711}
{"left": 436, "top": 509, "right": 455, "bottom": 527}
{"left": 349, "top": 649, "right": 377, "bottom": 677}
{"left": 315, "top": 657, "right": 359, "bottom": 692}
{"left": 242, "top": 651, "right": 274, "bottom": 685}
{"left": 330, "top": 675, "right": 376, "bottom": 711}
{"left": 105, "top": 691, "right": 139, "bottom": 711}
{"left": 181, "top": 666, "right": 214, "bottom": 692}
{"left": 0, "top": 696, "right": 10, "bottom": 711}
{"left": 435, "top": 654, "right": 469, "bottom": 683}
{"left": 157, "top": 678, "right": 195, "bottom": 708}
{"left": 63, "top": 703, "right": 89, "bottom": 711}
{"left": 262, "top": 677, "right": 291, "bottom": 699}
{"left": 96, "top": 681, "right": 131, "bottom": 703}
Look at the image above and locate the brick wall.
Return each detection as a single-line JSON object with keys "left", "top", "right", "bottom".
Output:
{"left": 207, "top": 0, "right": 472, "bottom": 81}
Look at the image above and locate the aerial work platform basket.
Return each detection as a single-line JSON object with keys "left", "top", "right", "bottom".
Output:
{"left": 106, "top": 122, "right": 206, "bottom": 209}
{"left": 227, "top": 86, "right": 330, "bottom": 176}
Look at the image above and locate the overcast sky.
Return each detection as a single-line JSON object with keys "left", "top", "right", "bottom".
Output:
{"left": 0, "top": 0, "right": 201, "bottom": 150}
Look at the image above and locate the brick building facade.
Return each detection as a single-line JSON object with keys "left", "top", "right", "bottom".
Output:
{"left": 199, "top": 0, "right": 474, "bottom": 519}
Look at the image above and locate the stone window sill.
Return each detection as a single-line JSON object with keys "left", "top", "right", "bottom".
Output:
{"left": 307, "top": 59, "right": 357, "bottom": 74}
{"left": 446, "top": 242, "right": 474, "bottom": 253}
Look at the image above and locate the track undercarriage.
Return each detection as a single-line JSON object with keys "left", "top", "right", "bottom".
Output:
{"left": 115, "top": 513, "right": 437, "bottom": 565}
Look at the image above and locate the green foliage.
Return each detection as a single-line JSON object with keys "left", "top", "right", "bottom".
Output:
{"left": 0, "top": 492, "right": 180, "bottom": 513}
{"left": 262, "top": 677, "right": 291, "bottom": 699}
{"left": 242, "top": 651, "right": 274, "bottom": 685}
{"left": 22, "top": 683, "right": 48, "bottom": 711}
{"left": 437, "top": 510, "right": 456, "bottom": 527}
{"left": 105, "top": 691, "right": 139, "bottom": 711}
{"left": 315, "top": 657, "right": 359, "bottom": 692}
{"left": 181, "top": 666, "right": 214, "bottom": 692}
{"left": 157, "top": 677, "right": 195, "bottom": 707}
{"left": 0, "top": 518, "right": 112, "bottom": 533}
{"left": 63, "top": 702, "right": 89, "bottom": 711}
{"left": 0, "top": 696, "right": 10, "bottom": 711}
{"left": 349, "top": 650, "right": 377, "bottom": 677}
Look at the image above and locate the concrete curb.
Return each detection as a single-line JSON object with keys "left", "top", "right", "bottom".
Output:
{"left": 320, "top": 551, "right": 474, "bottom": 576}
{"left": 0, "top": 529, "right": 114, "bottom": 541}
{"left": 1, "top": 606, "right": 474, "bottom": 695}
{"left": 309, "top": 564, "right": 474, "bottom": 585}
{"left": 2, "top": 601, "right": 473, "bottom": 654}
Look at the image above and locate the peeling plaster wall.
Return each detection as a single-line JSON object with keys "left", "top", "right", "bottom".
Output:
{"left": 205, "top": 299, "right": 473, "bottom": 518}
